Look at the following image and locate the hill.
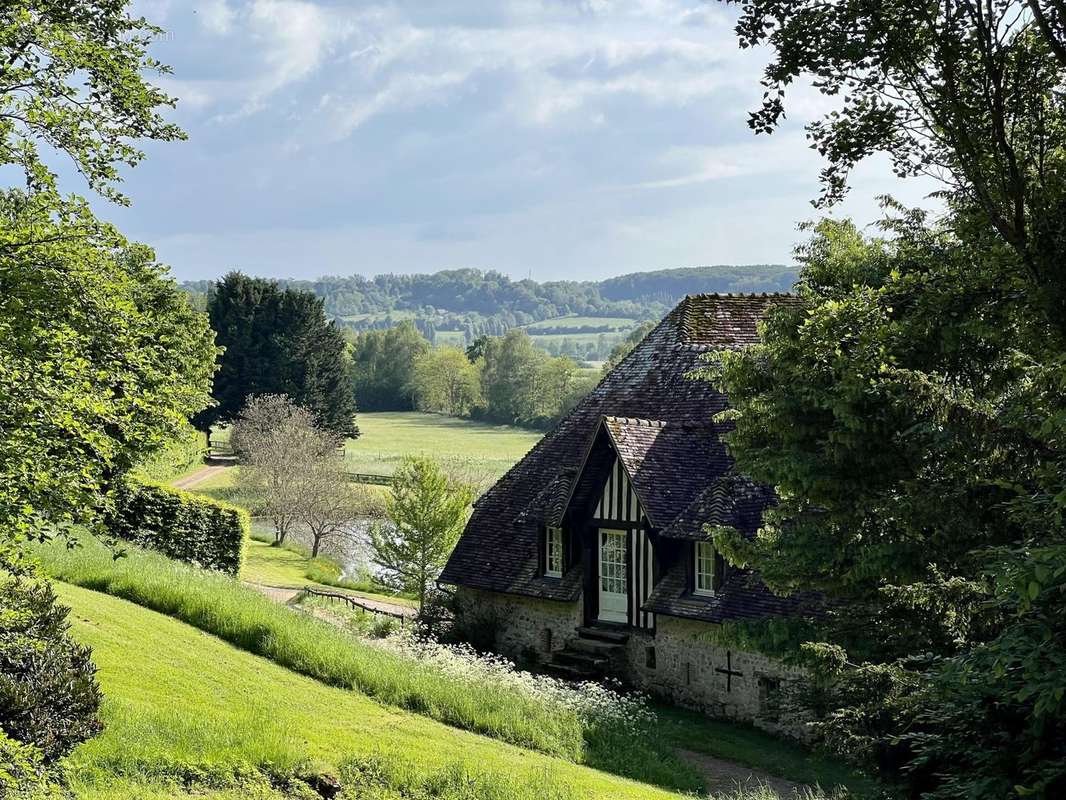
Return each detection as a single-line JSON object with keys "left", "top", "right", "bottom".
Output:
{"left": 181, "top": 265, "right": 797, "bottom": 361}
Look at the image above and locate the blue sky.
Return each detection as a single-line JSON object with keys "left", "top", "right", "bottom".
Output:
{"left": 95, "top": 0, "right": 937, "bottom": 282}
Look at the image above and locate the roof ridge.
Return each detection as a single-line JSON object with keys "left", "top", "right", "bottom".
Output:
{"left": 603, "top": 415, "right": 667, "bottom": 428}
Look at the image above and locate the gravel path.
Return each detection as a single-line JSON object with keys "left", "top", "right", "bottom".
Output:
{"left": 677, "top": 749, "right": 809, "bottom": 799}
{"left": 171, "top": 464, "right": 231, "bottom": 490}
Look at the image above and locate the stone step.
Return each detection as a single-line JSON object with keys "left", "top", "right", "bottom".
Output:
{"left": 575, "top": 625, "right": 629, "bottom": 644}
{"left": 553, "top": 649, "right": 610, "bottom": 670}
{"left": 546, "top": 660, "right": 599, "bottom": 680}
{"left": 569, "top": 637, "right": 624, "bottom": 656}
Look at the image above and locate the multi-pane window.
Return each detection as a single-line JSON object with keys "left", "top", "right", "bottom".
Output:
{"left": 545, "top": 526, "right": 563, "bottom": 577}
{"left": 600, "top": 531, "right": 627, "bottom": 593}
{"left": 694, "top": 541, "right": 716, "bottom": 596}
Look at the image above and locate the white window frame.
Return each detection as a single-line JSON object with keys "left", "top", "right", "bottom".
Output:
{"left": 545, "top": 526, "right": 564, "bottom": 577}
{"left": 694, "top": 541, "right": 716, "bottom": 596}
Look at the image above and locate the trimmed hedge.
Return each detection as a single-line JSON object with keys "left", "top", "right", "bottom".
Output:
{"left": 106, "top": 480, "right": 247, "bottom": 575}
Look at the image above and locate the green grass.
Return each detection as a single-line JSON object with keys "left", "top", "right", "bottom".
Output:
{"left": 524, "top": 315, "right": 638, "bottom": 331}
{"left": 345, "top": 412, "right": 541, "bottom": 486}
{"left": 656, "top": 706, "right": 879, "bottom": 797}
{"left": 37, "top": 535, "right": 583, "bottom": 761}
{"left": 57, "top": 582, "right": 678, "bottom": 800}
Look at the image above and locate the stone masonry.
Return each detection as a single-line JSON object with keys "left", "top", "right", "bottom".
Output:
{"left": 454, "top": 586, "right": 805, "bottom": 738}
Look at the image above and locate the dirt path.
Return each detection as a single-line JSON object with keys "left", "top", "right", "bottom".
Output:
{"left": 171, "top": 464, "right": 231, "bottom": 490}
{"left": 678, "top": 749, "right": 809, "bottom": 799}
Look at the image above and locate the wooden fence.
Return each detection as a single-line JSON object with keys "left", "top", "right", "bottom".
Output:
{"left": 300, "top": 586, "right": 412, "bottom": 624}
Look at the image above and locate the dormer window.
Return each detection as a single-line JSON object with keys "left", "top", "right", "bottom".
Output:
{"left": 694, "top": 541, "right": 717, "bottom": 596}
{"left": 545, "top": 526, "right": 563, "bottom": 577}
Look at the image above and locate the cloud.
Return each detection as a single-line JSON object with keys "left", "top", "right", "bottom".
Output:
{"left": 198, "top": 0, "right": 236, "bottom": 35}
{"left": 634, "top": 133, "right": 812, "bottom": 189}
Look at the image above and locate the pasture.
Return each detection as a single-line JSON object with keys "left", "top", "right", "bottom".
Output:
{"left": 344, "top": 411, "right": 542, "bottom": 487}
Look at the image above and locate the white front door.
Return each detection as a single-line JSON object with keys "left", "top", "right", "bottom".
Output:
{"left": 598, "top": 529, "right": 628, "bottom": 624}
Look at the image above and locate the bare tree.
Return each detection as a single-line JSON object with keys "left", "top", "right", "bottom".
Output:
{"left": 295, "top": 455, "right": 376, "bottom": 557}
{"left": 231, "top": 394, "right": 335, "bottom": 544}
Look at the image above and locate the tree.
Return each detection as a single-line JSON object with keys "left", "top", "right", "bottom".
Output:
{"left": 701, "top": 212, "right": 1066, "bottom": 797}
{"left": 369, "top": 457, "right": 473, "bottom": 609}
{"left": 0, "top": 2, "right": 184, "bottom": 204}
{"left": 724, "top": 0, "right": 1066, "bottom": 334}
{"left": 411, "top": 347, "right": 482, "bottom": 417}
{"left": 0, "top": 191, "right": 217, "bottom": 567}
{"left": 295, "top": 457, "right": 368, "bottom": 558}
{"left": 201, "top": 273, "right": 358, "bottom": 437}
{"left": 479, "top": 329, "right": 546, "bottom": 425}
{"left": 231, "top": 395, "right": 335, "bottom": 545}
{"left": 349, "top": 321, "right": 430, "bottom": 411}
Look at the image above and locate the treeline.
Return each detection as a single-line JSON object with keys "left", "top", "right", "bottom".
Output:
{"left": 350, "top": 322, "right": 601, "bottom": 429}
{"left": 183, "top": 264, "right": 796, "bottom": 338}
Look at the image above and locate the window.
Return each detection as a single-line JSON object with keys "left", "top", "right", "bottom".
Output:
{"left": 694, "top": 541, "right": 716, "bottom": 596}
{"left": 545, "top": 526, "right": 563, "bottom": 577}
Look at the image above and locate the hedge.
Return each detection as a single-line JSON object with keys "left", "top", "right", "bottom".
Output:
{"left": 106, "top": 480, "right": 247, "bottom": 575}
{"left": 132, "top": 421, "right": 206, "bottom": 483}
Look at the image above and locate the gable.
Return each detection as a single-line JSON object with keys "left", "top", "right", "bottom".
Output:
{"left": 593, "top": 455, "right": 644, "bottom": 525}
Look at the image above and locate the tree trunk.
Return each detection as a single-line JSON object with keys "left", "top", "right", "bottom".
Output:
{"left": 312, "top": 535, "right": 322, "bottom": 558}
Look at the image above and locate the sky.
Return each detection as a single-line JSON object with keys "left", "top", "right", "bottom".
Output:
{"left": 89, "top": 0, "right": 939, "bottom": 283}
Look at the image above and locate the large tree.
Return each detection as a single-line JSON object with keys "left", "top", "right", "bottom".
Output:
{"left": 725, "top": 0, "right": 1066, "bottom": 334}
{"left": 201, "top": 273, "right": 358, "bottom": 437}
{"left": 0, "top": 1, "right": 210, "bottom": 785}
{"left": 349, "top": 321, "right": 430, "bottom": 411}
{"left": 411, "top": 346, "right": 483, "bottom": 417}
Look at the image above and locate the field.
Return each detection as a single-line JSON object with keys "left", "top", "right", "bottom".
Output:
{"left": 56, "top": 582, "right": 683, "bottom": 800}
{"left": 345, "top": 411, "right": 542, "bottom": 487}
{"left": 524, "top": 315, "right": 638, "bottom": 331}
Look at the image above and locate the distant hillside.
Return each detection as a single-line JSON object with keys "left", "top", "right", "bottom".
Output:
{"left": 182, "top": 264, "right": 797, "bottom": 362}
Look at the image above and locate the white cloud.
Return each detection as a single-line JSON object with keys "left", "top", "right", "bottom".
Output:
{"left": 635, "top": 133, "right": 812, "bottom": 189}
{"left": 199, "top": 0, "right": 236, "bottom": 35}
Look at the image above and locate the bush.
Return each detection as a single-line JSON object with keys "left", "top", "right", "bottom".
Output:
{"left": 106, "top": 479, "right": 247, "bottom": 575}
{"left": 0, "top": 732, "right": 65, "bottom": 800}
{"left": 0, "top": 576, "right": 101, "bottom": 767}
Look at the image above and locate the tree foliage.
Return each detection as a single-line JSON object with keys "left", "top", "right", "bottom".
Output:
{"left": 370, "top": 457, "right": 473, "bottom": 609}
{"left": 0, "top": 2, "right": 184, "bottom": 204}
{"left": 411, "top": 347, "right": 483, "bottom": 417}
{"left": 349, "top": 321, "right": 430, "bottom": 412}
{"left": 0, "top": 190, "right": 217, "bottom": 569}
{"left": 231, "top": 394, "right": 337, "bottom": 545}
{"left": 702, "top": 213, "right": 1066, "bottom": 796}
{"left": 201, "top": 273, "right": 358, "bottom": 437}
{"left": 727, "top": 0, "right": 1066, "bottom": 331}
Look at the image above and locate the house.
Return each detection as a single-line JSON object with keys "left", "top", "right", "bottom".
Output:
{"left": 438, "top": 293, "right": 817, "bottom": 732}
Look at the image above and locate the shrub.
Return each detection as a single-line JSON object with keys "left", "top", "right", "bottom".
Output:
{"left": 106, "top": 479, "right": 247, "bottom": 575}
{"left": 0, "top": 576, "right": 101, "bottom": 766}
{"left": 0, "top": 732, "right": 65, "bottom": 800}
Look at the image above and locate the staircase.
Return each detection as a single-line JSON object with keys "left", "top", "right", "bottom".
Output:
{"left": 548, "top": 625, "right": 629, "bottom": 680}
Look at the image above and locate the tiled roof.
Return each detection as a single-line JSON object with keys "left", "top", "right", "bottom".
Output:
{"left": 438, "top": 293, "right": 800, "bottom": 611}
{"left": 659, "top": 475, "right": 775, "bottom": 540}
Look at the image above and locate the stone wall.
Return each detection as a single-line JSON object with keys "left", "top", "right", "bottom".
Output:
{"left": 618, "top": 616, "right": 806, "bottom": 738}
{"left": 453, "top": 586, "right": 584, "bottom": 666}
{"left": 453, "top": 588, "right": 806, "bottom": 738}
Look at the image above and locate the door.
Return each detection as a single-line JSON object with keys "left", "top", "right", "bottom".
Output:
{"left": 598, "top": 529, "right": 628, "bottom": 624}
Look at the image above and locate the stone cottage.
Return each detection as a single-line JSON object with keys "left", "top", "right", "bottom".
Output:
{"left": 438, "top": 293, "right": 818, "bottom": 732}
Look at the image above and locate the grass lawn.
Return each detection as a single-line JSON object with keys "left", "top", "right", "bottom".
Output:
{"left": 344, "top": 412, "right": 542, "bottom": 486}
{"left": 58, "top": 582, "right": 680, "bottom": 800}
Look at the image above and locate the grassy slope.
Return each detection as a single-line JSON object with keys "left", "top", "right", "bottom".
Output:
{"left": 58, "top": 583, "right": 682, "bottom": 800}
{"left": 524, "top": 315, "right": 637, "bottom": 330}
{"left": 344, "top": 412, "right": 541, "bottom": 483}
